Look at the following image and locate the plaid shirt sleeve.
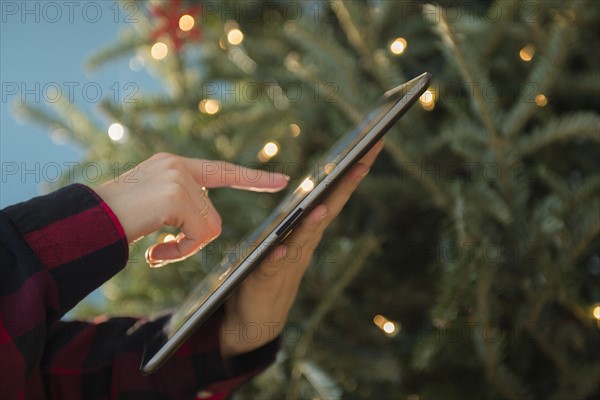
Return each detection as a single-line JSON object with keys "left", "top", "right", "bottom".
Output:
{"left": 0, "top": 184, "right": 279, "bottom": 400}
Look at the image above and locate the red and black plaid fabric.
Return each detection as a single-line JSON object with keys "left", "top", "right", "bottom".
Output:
{"left": 0, "top": 184, "right": 278, "bottom": 399}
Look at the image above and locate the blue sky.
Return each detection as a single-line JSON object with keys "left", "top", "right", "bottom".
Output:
{"left": 1, "top": 1, "right": 158, "bottom": 207}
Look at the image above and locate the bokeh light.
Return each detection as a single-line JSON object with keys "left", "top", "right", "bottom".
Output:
{"left": 198, "top": 99, "right": 221, "bottom": 115}
{"left": 535, "top": 94, "right": 548, "bottom": 107}
{"left": 227, "top": 29, "right": 244, "bottom": 45}
{"left": 263, "top": 142, "right": 279, "bottom": 157}
{"left": 179, "top": 15, "right": 195, "bottom": 32}
{"left": 300, "top": 177, "right": 315, "bottom": 192}
{"left": 519, "top": 44, "right": 535, "bottom": 62}
{"left": 108, "top": 123, "right": 125, "bottom": 141}
{"left": 151, "top": 42, "right": 168, "bottom": 60}
{"left": 420, "top": 89, "right": 436, "bottom": 111}
{"left": 390, "top": 38, "right": 407, "bottom": 55}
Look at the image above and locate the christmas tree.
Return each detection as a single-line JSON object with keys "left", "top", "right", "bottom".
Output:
{"left": 16, "top": 0, "right": 600, "bottom": 399}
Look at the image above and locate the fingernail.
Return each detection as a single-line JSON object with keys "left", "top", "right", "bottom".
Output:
{"left": 148, "top": 260, "right": 169, "bottom": 269}
{"left": 315, "top": 205, "right": 328, "bottom": 220}
{"left": 282, "top": 174, "right": 291, "bottom": 182}
{"left": 145, "top": 245, "right": 168, "bottom": 268}
{"left": 357, "top": 168, "right": 370, "bottom": 180}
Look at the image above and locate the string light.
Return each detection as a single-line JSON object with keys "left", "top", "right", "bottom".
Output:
{"left": 263, "top": 142, "right": 279, "bottom": 157}
{"left": 198, "top": 99, "right": 220, "bottom": 115}
{"left": 419, "top": 89, "right": 436, "bottom": 111}
{"left": 382, "top": 322, "right": 396, "bottom": 334}
{"left": 593, "top": 305, "right": 600, "bottom": 320}
{"left": 519, "top": 44, "right": 535, "bottom": 62}
{"left": 535, "top": 94, "right": 548, "bottom": 107}
{"left": 373, "top": 314, "right": 400, "bottom": 337}
{"left": 227, "top": 29, "right": 244, "bottom": 45}
{"left": 300, "top": 177, "right": 315, "bottom": 192}
{"left": 108, "top": 123, "right": 125, "bottom": 141}
{"left": 290, "top": 123, "right": 301, "bottom": 137}
{"left": 258, "top": 141, "right": 279, "bottom": 162}
{"left": 151, "top": 42, "right": 168, "bottom": 60}
{"left": 178, "top": 14, "right": 195, "bottom": 32}
{"left": 390, "top": 37, "right": 407, "bottom": 55}
{"left": 323, "top": 162, "right": 337, "bottom": 175}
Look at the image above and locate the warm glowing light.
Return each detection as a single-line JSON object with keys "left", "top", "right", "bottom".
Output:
{"left": 390, "top": 38, "right": 407, "bottom": 55}
{"left": 163, "top": 234, "right": 176, "bottom": 242}
{"left": 300, "top": 177, "right": 315, "bottom": 192}
{"left": 373, "top": 314, "right": 400, "bottom": 336}
{"left": 383, "top": 321, "right": 397, "bottom": 334}
{"left": 151, "top": 42, "right": 168, "bottom": 60}
{"left": 593, "top": 305, "right": 600, "bottom": 320}
{"left": 227, "top": 29, "right": 244, "bottom": 45}
{"left": 535, "top": 94, "right": 548, "bottom": 107}
{"left": 324, "top": 162, "right": 337, "bottom": 175}
{"left": 420, "top": 89, "right": 436, "bottom": 111}
{"left": 290, "top": 123, "right": 301, "bottom": 137}
{"left": 108, "top": 123, "right": 125, "bottom": 141}
{"left": 258, "top": 141, "right": 280, "bottom": 162}
{"left": 263, "top": 142, "right": 279, "bottom": 157}
{"left": 179, "top": 14, "right": 195, "bottom": 31}
{"left": 519, "top": 44, "right": 535, "bottom": 62}
{"left": 198, "top": 99, "right": 220, "bottom": 115}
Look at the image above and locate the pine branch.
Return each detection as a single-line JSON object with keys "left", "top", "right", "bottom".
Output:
{"left": 478, "top": 0, "right": 518, "bottom": 62}
{"left": 385, "top": 137, "right": 451, "bottom": 212}
{"left": 292, "top": 234, "right": 379, "bottom": 359}
{"left": 475, "top": 262, "right": 534, "bottom": 400}
{"left": 283, "top": 20, "right": 362, "bottom": 98}
{"left": 13, "top": 100, "right": 106, "bottom": 149}
{"left": 86, "top": 34, "right": 147, "bottom": 72}
{"left": 567, "top": 199, "right": 600, "bottom": 264}
{"left": 467, "top": 183, "right": 513, "bottom": 227}
{"left": 503, "top": 18, "right": 570, "bottom": 138}
{"left": 296, "top": 360, "right": 342, "bottom": 400}
{"left": 511, "top": 112, "right": 600, "bottom": 161}
{"left": 330, "top": 0, "right": 372, "bottom": 67}
{"left": 288, "top": 234, "right": 379, "bottom": 398}
{"left": 534, "top": 165, "right": 571, "bottom": 203}
{"left": 573, "top": 174, "right": 600, "bottom": 205}
{"left": 330, "top": 0, "right": 401, "bottom": 90}
{"left": 555, "top": 71, "right": 600, "bottom": 95}
{"left": 424, "top": 4, "right": 501, "bottom": 147}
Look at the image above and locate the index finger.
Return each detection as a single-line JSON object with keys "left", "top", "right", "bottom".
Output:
{"left": 182, "top": 159, "right": 290, "bottom": 192}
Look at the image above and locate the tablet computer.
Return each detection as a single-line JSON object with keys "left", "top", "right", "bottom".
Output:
{"left": 140, "top": 72, "right": 431, "bottom": 374}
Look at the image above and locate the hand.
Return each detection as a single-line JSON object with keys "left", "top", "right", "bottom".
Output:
{"left": 220, "top": 140, "right": 384, "bottom": 358}
{"left": 95, "top": 153, "right": 289, "bottom": 267}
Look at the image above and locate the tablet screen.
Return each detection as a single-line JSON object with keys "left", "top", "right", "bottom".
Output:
{"left": 141, "top": 73, "right": 431, "bottom": 374}
{"left": 167, "top": 87, "right": 403, "bottom": 336}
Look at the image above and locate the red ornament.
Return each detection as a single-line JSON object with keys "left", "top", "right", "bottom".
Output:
{"left": 149, "top": 0, "right": 202, "bottom": 51}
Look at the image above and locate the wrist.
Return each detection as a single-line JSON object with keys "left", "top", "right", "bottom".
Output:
{"left": 220, "top": 315, "right": 283, "bottom": 359}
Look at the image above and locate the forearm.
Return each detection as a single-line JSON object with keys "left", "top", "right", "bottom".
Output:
{"left": 2, "top": 184, "right": 129, "bottom": 321}
{"left": 43, "top": 308, "right": 279, "bottom": 399}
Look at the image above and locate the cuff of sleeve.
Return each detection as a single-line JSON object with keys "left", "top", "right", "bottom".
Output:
{"left": 201, "top": 339, "right": 280, "bottom": 399}
{"left": 199, "top": 307, "right": 280, "bottom": 398}
{"left": 2, "top": 184, "right": 129, "bottom": 312}
{"left": 156, "top": 307, "right": 280, "bottom": 399}
{"left": 177, "top": 306, "right": 280, "bottom": 379}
